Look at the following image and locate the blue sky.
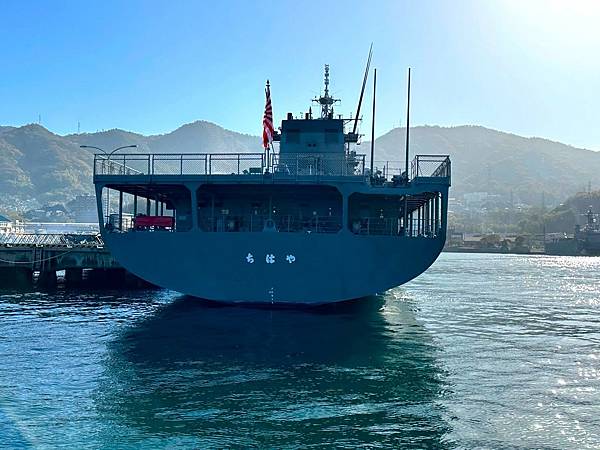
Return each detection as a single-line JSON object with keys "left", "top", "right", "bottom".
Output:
{"left": 1, "top": 0, "right": 599, "bottom": 149}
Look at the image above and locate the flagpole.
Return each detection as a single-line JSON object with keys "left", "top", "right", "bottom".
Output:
{"left": 266, "top": 144, "right": 270, "bottom": 172}
{"left": 263, "top": 79, "right": 274, "bottom": 173}
{"left": 265, "top": 81, "right": 269, "bottom": 173}
{"left": 269, "top": 141, "right": 275, "bottom": 172}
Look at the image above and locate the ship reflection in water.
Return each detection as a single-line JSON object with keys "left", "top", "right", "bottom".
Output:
{"left": 98, "top": 295, "right": 450, "bottom": 447}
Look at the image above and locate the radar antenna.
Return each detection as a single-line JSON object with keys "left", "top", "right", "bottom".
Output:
{"left": 313, "top": 65, "right": 340, "bottom": 119}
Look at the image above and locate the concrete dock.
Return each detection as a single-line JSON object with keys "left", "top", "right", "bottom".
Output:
{"left": 0, "top": 233, "right": 149, "bottom": 288}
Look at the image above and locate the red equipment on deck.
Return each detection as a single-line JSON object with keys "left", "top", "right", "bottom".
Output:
{"left": 133, "top": 216, "right": 174, "bottom": 230}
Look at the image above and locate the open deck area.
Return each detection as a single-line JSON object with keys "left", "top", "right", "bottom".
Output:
{"left": 93, "top": 152, "right": 451, "bottom": 239}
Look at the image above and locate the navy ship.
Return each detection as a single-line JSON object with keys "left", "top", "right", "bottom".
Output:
{"left": 93, "top": 63, "right": 451, "bottom": 304}
{"left": 575, "top": 207, "right": 600, "bottom": 255}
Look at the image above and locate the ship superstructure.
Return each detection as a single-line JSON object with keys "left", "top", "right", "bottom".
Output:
{"left": 93, "top": 65, "right": 451, "bottom": 304}
{"left": 575, "top": 207, "right": 600, "bottom": 255}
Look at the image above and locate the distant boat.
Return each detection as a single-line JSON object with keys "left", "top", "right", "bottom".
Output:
{"left": 544, "top": 207, "right": 600, "bottom": 256}
{"left": 576, "top": 207, "right": 600, "bottom": 255}
{"left": 93, "top": 64, "right": 451, "bottom": 304}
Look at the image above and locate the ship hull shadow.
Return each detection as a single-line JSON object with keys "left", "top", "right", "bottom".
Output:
{"left": 96, "top": 293, "right": 452, "bottom": 447}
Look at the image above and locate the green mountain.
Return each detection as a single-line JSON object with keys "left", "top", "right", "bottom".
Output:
{"left": 1, "top": 122, "right": 599, "bottom": 209}
{"left": 0, "top": 124, "right": 92, "bottom": 200}
{"left": 371, "top": 125, "right": 600, "bottom": 205}
{"left": 70, "top": 120, "right": 259, "bottom": 155}
{"left": 70, "top": 129, "right": 151, "bottom": 154}
{"left": 147, "top": 121, "right": 259, "bottom": 154}
{"left": 0, "top": 121, "right": 261, "bottom": 207}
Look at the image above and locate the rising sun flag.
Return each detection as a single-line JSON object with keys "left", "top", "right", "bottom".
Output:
{"left": 262, "top": 80, "right": 274, "bottom": 149}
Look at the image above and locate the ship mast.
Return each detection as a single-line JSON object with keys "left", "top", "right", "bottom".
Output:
{"left": 314, "top": 65, "right": 339, "bottom": 119}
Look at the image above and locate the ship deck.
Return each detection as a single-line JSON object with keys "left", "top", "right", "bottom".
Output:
{"left": 93, "top": 152, "right": 450, "bottom": 186}
{"left": 93, "top": 152, "right": 450, "bottom": 239}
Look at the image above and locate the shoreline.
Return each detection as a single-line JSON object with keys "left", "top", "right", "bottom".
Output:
{"left": 443, "top": 247, "right": 595, "bottom": 257}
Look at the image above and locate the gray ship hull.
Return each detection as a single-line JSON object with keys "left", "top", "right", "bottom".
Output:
{"left": 102, "top": 230, "right": 445, "bottom": 304}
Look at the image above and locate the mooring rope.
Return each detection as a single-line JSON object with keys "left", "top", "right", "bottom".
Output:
{"left": 0, "top": 249, "right": 76, "bottom": 265}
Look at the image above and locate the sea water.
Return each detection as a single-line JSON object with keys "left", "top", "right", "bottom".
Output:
{"left": 0, "top": 253, "right": 598, "bottom": 448}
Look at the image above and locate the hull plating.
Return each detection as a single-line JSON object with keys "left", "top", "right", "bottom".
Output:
{"left": 102, "top": 231, "right": 445, "bottom": 304}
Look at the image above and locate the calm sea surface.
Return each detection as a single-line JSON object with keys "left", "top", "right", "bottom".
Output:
{"left": 0, "top": 253, "right": 599, "bottom": 449}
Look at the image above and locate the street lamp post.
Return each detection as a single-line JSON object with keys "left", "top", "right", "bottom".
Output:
{"left": 80, "top": 144, "right": 137, "bottom": 226}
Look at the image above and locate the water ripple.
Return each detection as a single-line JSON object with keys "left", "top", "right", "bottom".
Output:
{"left": 0, "top": 253, "right": 599, "bottom": 448}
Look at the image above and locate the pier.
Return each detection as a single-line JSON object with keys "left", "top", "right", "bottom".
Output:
{"left": 0, "top": 233, "right": 147, "bottom": 288}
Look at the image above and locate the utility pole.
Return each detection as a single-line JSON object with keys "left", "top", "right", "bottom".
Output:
{"left": 542, "top": 191, "right": 546, "bottom": 213}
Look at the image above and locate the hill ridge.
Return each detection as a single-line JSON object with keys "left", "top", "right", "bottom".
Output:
{"left": 1, "top": 121, "right": 599, "bottom": 209}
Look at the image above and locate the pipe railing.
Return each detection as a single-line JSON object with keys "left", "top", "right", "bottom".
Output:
{"left": 271, "top": 153, "right": 366, "bottom": 177}
{"left": 199, "top": 214, "right": 343, "bottom": 234}
{"left": 94, "top": 152, "right": 450, "bottom": 182}
{"left": 94, "top": 153, "right": 367, "bottom": 178}
{"left": 371, "top": 155, "right": 451, "bottom": 182}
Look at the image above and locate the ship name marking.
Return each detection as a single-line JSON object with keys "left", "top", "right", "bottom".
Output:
{"left": 245, "top": 253, "right": 296, "bottom": 264}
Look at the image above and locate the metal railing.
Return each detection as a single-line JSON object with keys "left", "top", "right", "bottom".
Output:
{"left": 370, "top": 155, "right": 451, "bottom": 182}
{"left": 94, "top": 155, "right": 148, "bottom": 175}
{"left": 199, "top": 214, "right": 343, "bottom": 233}
{"left": 94, "top": 153, "right": 266, "bottom": 176}
{"left": 350, "top": 217, "right": 403, "bottom": 236}
{"left": 271, "top": 153, "right": 366, "bottom": 177}
{"left": 94, "top": 152, "right": 449, "bottom": 182}
{"left": 411, "top": 155, "right": 451, "bottom": 179}
{"left": 94, "top": 152, "right": 366, "bottom": 178}
{"left": 372, "top": 161, "right": 405, "bottom": 179}
{"left": 0, "top": 233, "right": 103, "bottom": 247}
{"left": 350, "top": 217, "right": 441, "bottom": 237}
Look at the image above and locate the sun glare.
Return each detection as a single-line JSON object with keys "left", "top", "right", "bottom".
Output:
{"left": 500, "top": 0, "right": 600, "bottom": 62}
